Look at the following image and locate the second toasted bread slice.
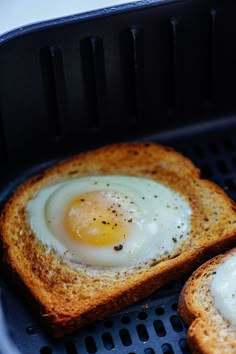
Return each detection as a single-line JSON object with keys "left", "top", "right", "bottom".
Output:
{"left": 178, "top": 247, "right": 236, "bottom": 354}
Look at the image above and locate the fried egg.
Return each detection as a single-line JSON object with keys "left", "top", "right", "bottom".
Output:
{"left": 27, "top": 175, "right": 191, "bottom": 268}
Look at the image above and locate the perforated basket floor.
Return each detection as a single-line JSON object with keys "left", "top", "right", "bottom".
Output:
{"left": 1, "top": 117, "right": 236, "bottom": 354}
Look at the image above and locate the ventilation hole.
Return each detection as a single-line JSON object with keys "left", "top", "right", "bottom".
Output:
{"left": 121, "top": 315, "right": 131, "bottom": 324}
{"left": 138, "top": 311, "right": 148, "bottom": 320}
{"left": 119, "top": 328, "right": 132, "bottom": 346}
{"left": 153, "top": 320, "right": 166, "bottom": 337}
{"left": 179, "top": 338, "right": 191, "bottom": 353}
{"left": 80, "top": 36, "right": 106, "bottom": 130}
{"left": 170, "top": 315, "right": 183, "bottom": 332}
{"left": 86, "top": 324, "right": 97, "bottom": 332}
{"left": 232, "top": 156, "right": 236, "bottom": 168}
{"left": 40, "top": 347, "right": 53, "bottom": 354}
{"left": 208, "top": 141, "right": 219, "bottom": 154}
{"left": 40, "top": 46, "right": 64, "bottom": 142}
{"left": 0, "top": 112, "right": 7, "bottom": 162}
{"left": 171, "top": 303, "right": 178, "bottom": 311}
{"left": 84, "top": 336, "right": 97, "bottom": 354}
{"left": 65, "top": 341, "right": 78, "bottom": 354}
{"left": 217, "top": 159, "right": 228, "bottom": 174}
{"left": 162, "top": 283, "right": 175, "bottom": 291}
{"left": 168, "top": 18, "right": 184, "bottom": 112}
{"left": 136, "top": 324, "right": 149, "bottom": 341}
{"left": 207, "top": 9, "right": 217, "bottom": 102}
{"left": 26, "top": 325, "right": 38, "bottom": 335}
{"left": 104, "top": 319, "right": 113, "bottom": 328}
{"left": 102, "top": 332, "right": 114, "bottom": 350}
{"left": 120, "top": 27, "right": 144, "bottom": 121}
{"left": 224, "top": 138, "right": 235, "bottom": 152}
{"left": 193, "top": 145, "right": 205, "bottom": 159}
{"left": 162, "top": 343, "right": 174, "bottom": 354}
{"left": 155, "top": 307, "right": 165, "bottom": 316}
{"left": 200, "top": 163, "right": 213, "bottom": 178}
{"left": 144, "top": 349, "right": 155, "bottom": 354}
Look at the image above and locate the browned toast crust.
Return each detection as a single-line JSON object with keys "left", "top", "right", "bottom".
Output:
{"left": 1, "top": 142, "right": 236, "bottom": 337}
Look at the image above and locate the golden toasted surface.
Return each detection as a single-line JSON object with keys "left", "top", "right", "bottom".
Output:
{"left": 1, "top": 141, "right": 236, "bottom": 337}
{"left": 178, "top": 248, "right": 236, "bottom": 354}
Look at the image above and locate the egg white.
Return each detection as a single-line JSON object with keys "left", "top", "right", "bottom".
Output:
{"left": 27, "top": 175, "right": 191, "bottom": 268}
{"left": 211, "top": 254, "right": 236, "bottom": 327}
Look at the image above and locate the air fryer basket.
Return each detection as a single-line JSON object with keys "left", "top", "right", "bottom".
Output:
{"left": 1, "top": 1, "right": 236, "bottom": 353}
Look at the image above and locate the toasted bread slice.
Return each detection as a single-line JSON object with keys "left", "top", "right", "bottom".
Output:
{"left": 1, "top": 142, "right": 236, "bottom": 337}
{"left": 178, "top": 248, "right": 236, "bottom": 354}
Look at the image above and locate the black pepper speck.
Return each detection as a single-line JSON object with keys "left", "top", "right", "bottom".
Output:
{"left": 114, "top": 244, "right": 123, "bottom": 251}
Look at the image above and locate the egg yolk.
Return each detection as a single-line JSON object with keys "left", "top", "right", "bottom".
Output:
{"left": 63, "top": 190, "right": 133, "bottom": 247}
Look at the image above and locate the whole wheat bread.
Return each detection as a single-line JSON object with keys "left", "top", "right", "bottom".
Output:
{"left": 1, "top": 142, "right": 236, "bottom": 337}
{"left": 178, "top": 247, "right": 236, "bottom": 354}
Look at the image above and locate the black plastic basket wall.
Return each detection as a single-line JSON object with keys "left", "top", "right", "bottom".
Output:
{"left": 1, "top": 0, "right": 236, "bottom": 164}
